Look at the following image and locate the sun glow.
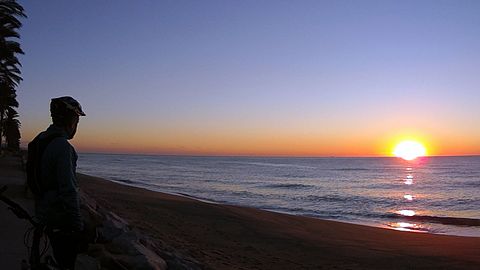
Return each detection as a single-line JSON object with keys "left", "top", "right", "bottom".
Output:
{"left": 393, "top": 140, "right": 427, "bottom": 160}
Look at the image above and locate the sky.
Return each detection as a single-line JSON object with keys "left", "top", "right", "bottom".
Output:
{"left": 16, "top": 0, "right": 480, "bottom": 156}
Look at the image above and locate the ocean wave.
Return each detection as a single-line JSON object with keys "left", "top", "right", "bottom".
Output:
{"left": 226, "top": 161, "right": 315, "bottom": 169}
{"left": 111, "top": 178, "right": 137, "bottom": 184}
{"left": 300, "top": 194, "right": 389, "bottom": 205}
{"left": 261, "top": 183, "right": 314, "bottom": 189}
{"left": 463, "top": 182, "right": 480, "bottom": 187}
{"left": 332, "top": 168, "right": 369, "bottom": 171}
{"left": 175, "top": 193, "right": 219, "bottom": 204}
{"left": 388, "top": 214, "right": 480, "bottom": 227}
{"left": 280, "top": 173, "right": 311, "bottom": 179}
{"left": 426, "top": 198, "right": 480, "bottom": 208}
{"left": 385, "top": 222, "right": 431, "bottom": 233}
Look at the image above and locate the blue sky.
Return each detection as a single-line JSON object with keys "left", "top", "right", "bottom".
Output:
{"left": 17, "top": 0, "right": 480, "bottom": 155}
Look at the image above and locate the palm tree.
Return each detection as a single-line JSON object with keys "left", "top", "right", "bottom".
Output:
{"left": 5, "top": 106, "right": 20, "bottom": 149}
{"left": 0, "top": 0, "right": 25, "bottom": 151}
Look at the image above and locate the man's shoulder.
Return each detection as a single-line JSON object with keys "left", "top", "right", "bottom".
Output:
{"left": 29, "top": 131, "right": 65, "bottom": 151}
{"left": 48, "top": 136, "right": 72, "bottom": 149}
{"left": 44, "top": 137, "right": 74, "bottom": 158}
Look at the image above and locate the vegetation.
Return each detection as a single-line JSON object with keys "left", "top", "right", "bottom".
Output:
{"left": 0, "top": 0, "right": 25, "bottom": 151}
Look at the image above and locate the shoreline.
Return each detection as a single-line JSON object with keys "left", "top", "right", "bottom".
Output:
{"left": 79, "top": 173, "right": 480, "bottom": 269}
{"left": 88, "top": 174, "right": 480, "bottom": 238}
{"left": 77, "top": 153, "right": 480, "bottom": 239}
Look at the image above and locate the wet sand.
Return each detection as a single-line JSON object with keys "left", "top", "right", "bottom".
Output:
{"left": 79, "top": 174, "right": 480, "bottom": 270}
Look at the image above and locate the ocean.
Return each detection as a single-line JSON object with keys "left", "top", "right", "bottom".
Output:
{"left": 77, "top": 154, "right": 480, "bottom": 237}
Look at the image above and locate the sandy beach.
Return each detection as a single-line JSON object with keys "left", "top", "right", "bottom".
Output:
{"left": 79, "top": 173, "right": 480, "bottom": 269}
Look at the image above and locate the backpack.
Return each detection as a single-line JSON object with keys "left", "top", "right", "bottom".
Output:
{"left": 26, "top": 133, "right": 62, "bottom": 197}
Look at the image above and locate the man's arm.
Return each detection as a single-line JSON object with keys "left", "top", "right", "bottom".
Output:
{"left": 54, "top": 139, "right": 83, "bottom": 231}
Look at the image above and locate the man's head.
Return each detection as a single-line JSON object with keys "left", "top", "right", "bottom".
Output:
{"left": 50, "top": 96, "right": 86, "bottom": 139}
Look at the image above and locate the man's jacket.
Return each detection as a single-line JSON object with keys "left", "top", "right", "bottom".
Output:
{"left": 34, "top": 125, "right": 83, "bottom": 231}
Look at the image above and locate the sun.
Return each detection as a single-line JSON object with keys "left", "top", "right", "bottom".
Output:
{"left": 393, "top": 140, "right": 427, "bottom": 161}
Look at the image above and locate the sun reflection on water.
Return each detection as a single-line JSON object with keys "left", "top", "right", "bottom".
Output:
{"left": 387, "top": 222, "right": 428, "bottom": 233}
{"left": 398, "top": 210, "right": 416, "bottom": 216}
{"left": 403, "top": 173, "right": 414, "bottom": 185}
{"left": 386, "top": 159, "right": 433, "bottom": 234}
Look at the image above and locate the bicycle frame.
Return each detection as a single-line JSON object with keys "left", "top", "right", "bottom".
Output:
{"left": 0, "top": 185, "right": 55, "bottom": 269}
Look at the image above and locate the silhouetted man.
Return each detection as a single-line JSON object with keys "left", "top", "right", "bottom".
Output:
{"left": 30, "top": 96, "right": 86, "bottom": 269}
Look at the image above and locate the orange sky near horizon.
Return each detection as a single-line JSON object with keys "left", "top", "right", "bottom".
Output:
{"left": 20, "top": 116, "right": 480, "bottom": 157}
{"left": 62, "top": 133, "right": 480, "bottom": 157}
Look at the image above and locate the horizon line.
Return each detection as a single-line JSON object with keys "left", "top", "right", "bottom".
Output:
{"left": 74, "top": 151, "right": 480, "bottom": 159}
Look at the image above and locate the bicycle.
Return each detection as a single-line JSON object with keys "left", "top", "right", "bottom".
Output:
{"left": 0, "top": 185, "right": 60, "bottom": 270}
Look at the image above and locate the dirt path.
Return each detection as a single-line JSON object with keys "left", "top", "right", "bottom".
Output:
{"left": 0, "top": 154, "right": 33, "bottom": 269}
